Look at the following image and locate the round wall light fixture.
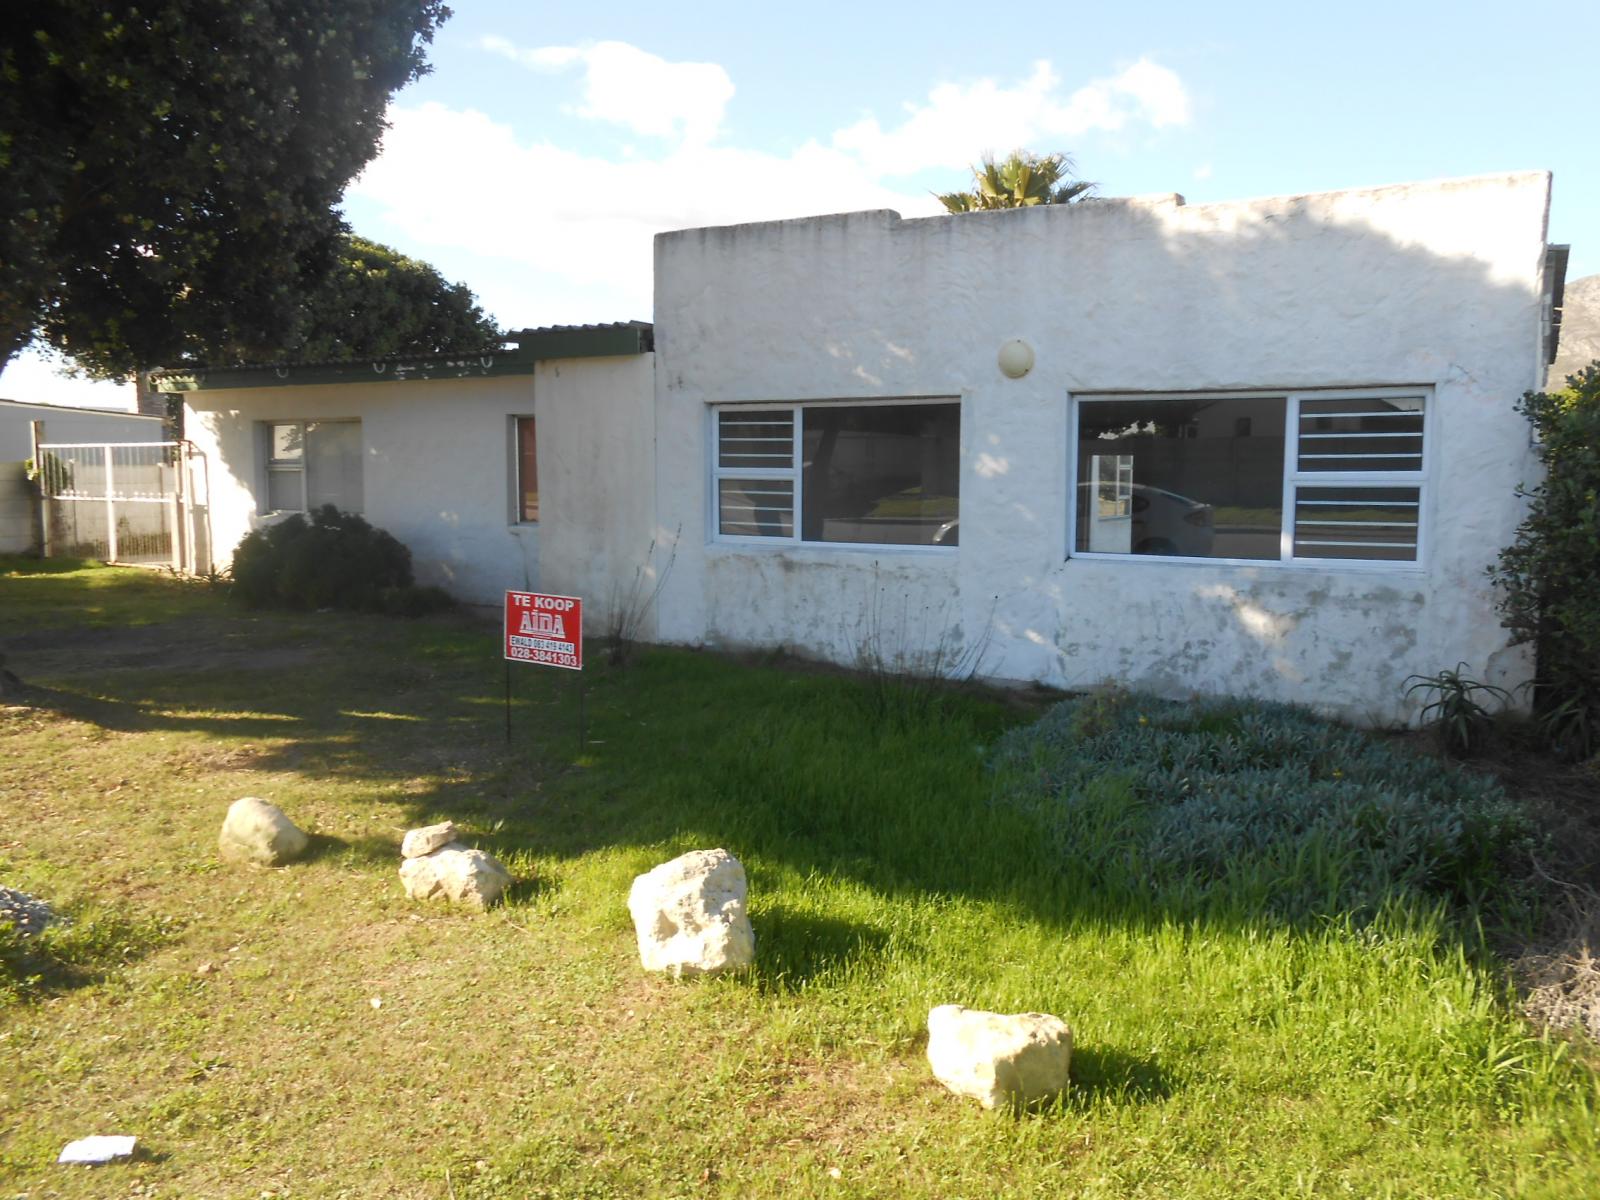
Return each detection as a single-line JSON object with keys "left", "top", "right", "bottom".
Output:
{"left": 998, "top": 338, "right": 1035, "bottom": 379}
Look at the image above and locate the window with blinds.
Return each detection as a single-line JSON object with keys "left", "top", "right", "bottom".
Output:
{"left": 711, "top": 402, "right": 961, "bottom": 547}
{"left": 1289, "top": 394, "right": 1426, "bottom": 563}
{"left": 715, "top": 410, "right": 796, "bottom": 537}
{"left": 1071, "top": 389, "right": 1428, "bottom": 567}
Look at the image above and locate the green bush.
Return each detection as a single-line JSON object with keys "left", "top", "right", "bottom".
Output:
{"left": 990, "top": 690, "right": 1533, "bottom": 924}
{"left": 231, "top": 505, "right": 414, "bottom": 612}
{"left": 1489, "top": 363, "right": 1600, "bottom": 758}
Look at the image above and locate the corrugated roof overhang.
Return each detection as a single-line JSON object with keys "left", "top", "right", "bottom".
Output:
{"left": 151, "top": 321, "right": 653, "bottom": 393}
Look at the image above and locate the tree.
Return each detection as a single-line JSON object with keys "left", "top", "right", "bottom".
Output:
{"left": 0, "top": 1, "right": 451, "bottom": 378}
{"left": 291, "top": 235, "right": 500, "bottom": 361}
{"left": 937, "top": 151, "right": 1095, "bottom": 213}
{"left": 1488, "top": 363, "right": 1600, "bottom": 758}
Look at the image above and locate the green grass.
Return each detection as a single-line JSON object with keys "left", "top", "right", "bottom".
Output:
{"left": 0, "top": 559, "right": 1596, "bottom": 1197}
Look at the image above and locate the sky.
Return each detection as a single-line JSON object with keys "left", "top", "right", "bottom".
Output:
{"left": 7, "top": 0, "right": 1597, "bottom": 409}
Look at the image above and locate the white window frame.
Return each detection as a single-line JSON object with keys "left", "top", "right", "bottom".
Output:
{"left": 260, "top": 419, "right": 363, "bottom": 515}
{"left": 708, "top": 397, "right": 961, "bottom": 552}
{"left": 264, "top": 421, "right": 308, "bottom": 514}
{"left": 1067, "top": 386, "right": 1432, "bottom": 570}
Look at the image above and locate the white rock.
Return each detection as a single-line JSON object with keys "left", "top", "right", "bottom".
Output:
{"left": 926, "top": 1004, "right": 1073, "bottom": 1110}
{"left": 58, "top": 1135, "right": 137, "bottom": 1164}
{"left": 398, "top": 843, "right": 512, "bottom": 910}
{"left": 218, "top": 797, "right": 309, "bottom": 867}
{"left": 401, "top": 821, "right": 457, "bottom": 859}
{"left": 626, "top": 848, "right": 755, "bottom": 977}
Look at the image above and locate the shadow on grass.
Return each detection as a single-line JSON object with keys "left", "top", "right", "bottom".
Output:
{"left": 748, "top": 903, "right": 893, "bottom": 992}
{"left": 1, "top": 601, "right": 1523, "bottom": 969}
{"left": 1067, "top": 1045, "right": 1172, "bottom": 1106}
{"left": 501, "top": 872, "right": 559, "bottom": 908}
{"left": 1, "top": 906, "right": 172, "bottom": 1005}
{"left": 300, "top": 832, "right": 398, "bottom": 869}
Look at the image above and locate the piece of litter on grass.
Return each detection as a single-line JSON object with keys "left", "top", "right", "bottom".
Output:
{"left": 828, "top": 1166, "right": 843, "bottom": 1180}
{"left": 58, "top": 1135, "right": 137, "bottom": 1164}
{"left": 370, "top": 997, "right": 383, "bottom": 1009}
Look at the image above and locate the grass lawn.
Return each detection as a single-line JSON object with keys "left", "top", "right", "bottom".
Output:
{"left": 1, "top": 557, "right": 1596, "bottom": 1198}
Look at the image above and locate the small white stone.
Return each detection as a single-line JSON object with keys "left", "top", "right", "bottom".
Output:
{"left": 58, "top": 1135, "right": 137, "bottom": 1164}
{"left": 218, "top": 797, "right": 309, "bottom": 867}
{"left": 627, "top": 848, "right": 755, "bottom": 978}
{"left": 401, "top": 821, "right": 457, "bottom": 859}
{"left": 398, "top": 843, "right": 513, "bottom": 910}
{"left": 926, "top": 1004, "right": 1072, "bottom": 1110}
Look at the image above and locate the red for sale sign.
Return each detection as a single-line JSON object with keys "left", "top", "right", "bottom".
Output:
{"left": 504, "top": 591, "right": 583, "bottom": 670}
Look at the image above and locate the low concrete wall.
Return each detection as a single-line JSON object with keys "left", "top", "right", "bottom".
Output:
{"left": 0, "top": 461, "right": 38, "bottom": 555}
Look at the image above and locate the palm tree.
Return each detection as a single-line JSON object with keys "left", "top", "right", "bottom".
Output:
{"left": 936, "top": 151, "right": 1095, "bottom": 212}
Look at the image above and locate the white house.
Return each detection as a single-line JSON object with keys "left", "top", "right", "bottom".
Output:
{"left": 164, "top": 171, "right": 1566, "bottom": 723}
{"left": 163, "top": 325, "right": 655, "bottom": 600}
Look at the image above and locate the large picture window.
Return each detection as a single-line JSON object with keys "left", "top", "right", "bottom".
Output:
{"left": 713, "top": 401, "right": 960, "bottom": 548}
{"left": 264, "top": 420, "right": 363, "bottom": 514}
{"left": 1072, "top": 390, "right": 1427, "bottom": 565}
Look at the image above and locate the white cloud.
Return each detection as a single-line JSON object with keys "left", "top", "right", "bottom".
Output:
{"left": 350, "top": 45, "right": 1193, "bottom": 324}
{"left": 480, "top": 37, "right": 734, "bottom": 146}
{"left": 0, "top": 347, "right": 134, "bottom": 409}
{"left": 833, "top": 57, "right": 1191, "bottom": 176}
{"left": 350, "top": 103, "right": 939, "bottom": 324}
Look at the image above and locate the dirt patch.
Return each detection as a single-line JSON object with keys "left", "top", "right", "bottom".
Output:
{"left": 1482, "top": 749, "right": 1600, "bottom": 1045}
{"left": 0, "top": 616, "right": 318, "bottom": 676}
{"left": 1515, "top": 891, "right": 1600, "bottom": 1050}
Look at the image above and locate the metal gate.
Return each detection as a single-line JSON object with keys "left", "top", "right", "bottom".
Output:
{"left": 35, "top": 441, "right": 212, "bottom": 574}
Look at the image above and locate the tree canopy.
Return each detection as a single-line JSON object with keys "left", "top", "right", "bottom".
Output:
{"left": 292, "top": 235, "right": 500, "bottom": 361}
{"left": 937, "top": 151, "right": 1096, "bottom": 213}
{"left": 1, "top": 0, "right": 451, "bottom": 378}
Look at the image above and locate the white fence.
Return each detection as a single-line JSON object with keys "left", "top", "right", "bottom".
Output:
{"left": 36, "top": 442, "right": 211, "bottom": 573}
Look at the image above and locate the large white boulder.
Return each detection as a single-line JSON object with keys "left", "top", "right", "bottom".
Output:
{"left": 398, "top": 843, "right": 512, "bottom": 910}
{"left": 926, "top": 1004, "right": 1073, "bottom": 1110}
{"left": 218, "top": 797, "right": 309, "bottom": 867}
{"left": 627, "top": 848, "right": 755, "bottom": 977}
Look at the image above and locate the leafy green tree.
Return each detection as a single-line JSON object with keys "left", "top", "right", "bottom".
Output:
{"left": 1489, "top": 363, "right": 1600, "bottom": 758}
{"left": 937, "top": 151, "right": 1095, "bottom": 213}
{"left": 293, "top": 235, "right": 500, "bottom": 361}
{"left": 0, "top": 0, "right": 451, "bottom": 378}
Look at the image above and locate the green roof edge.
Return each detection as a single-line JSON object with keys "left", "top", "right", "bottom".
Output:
{"left": 151, "top": 323, "right": 652, "bottom": 393}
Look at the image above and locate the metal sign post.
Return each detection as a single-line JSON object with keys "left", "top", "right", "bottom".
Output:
{"left": 503, "top": 591, "right": 584, "bottom": 752}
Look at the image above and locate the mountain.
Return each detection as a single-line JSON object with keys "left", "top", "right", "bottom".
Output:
{"left": 1549, "top": 272, "right": 1600, "bottom": 389}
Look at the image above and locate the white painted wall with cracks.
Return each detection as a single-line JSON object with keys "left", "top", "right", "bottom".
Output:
{"left": 650, "top": 173, "right": 1554, "bottom": 723}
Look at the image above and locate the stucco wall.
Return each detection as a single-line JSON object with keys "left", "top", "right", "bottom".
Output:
{"left": 651, "top": 172, "right": 1554, "bottom": 722}
{"left": 0, "top": 462, "right": 37, "bottom": 554}
{"left": 182, "top": 355, "right": 655, "bottom": 610}
{"left": 0, "top": 402, "right": 164, "bottom": 461}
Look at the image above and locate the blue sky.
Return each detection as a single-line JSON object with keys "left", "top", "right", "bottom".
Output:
{"left": 9, "top": 0, "right": 1597, "bottom": 407}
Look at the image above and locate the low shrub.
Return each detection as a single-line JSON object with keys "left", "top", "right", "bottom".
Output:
{"left": 231, "top": 505, "right": 414, "bottom": 612}
{"left": 990, "top": 689, "right": 1534, "bottom": 924}
{"left": 2, "top": 900, "right": 174, "bottom": 1005}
